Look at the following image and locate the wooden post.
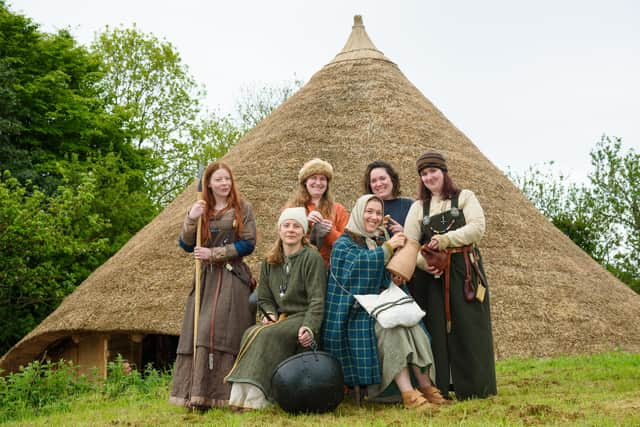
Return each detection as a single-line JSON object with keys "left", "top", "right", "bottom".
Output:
{"left": 193, "top": 171, "right": 204, "bottom": 358}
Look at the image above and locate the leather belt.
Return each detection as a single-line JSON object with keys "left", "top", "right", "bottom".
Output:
{"left": 442, "top": 244, "right": 474, "bottom": 334}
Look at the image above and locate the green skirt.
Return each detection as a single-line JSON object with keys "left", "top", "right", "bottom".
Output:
{"left": 366, "top": 322, "right": 436, "bottom": 399}
{"left": 225, "top": 312, "right": 305, "bottom": 400}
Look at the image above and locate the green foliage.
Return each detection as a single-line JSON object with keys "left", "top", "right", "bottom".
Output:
{"left": 0, "top": 5, "right": 160, "bottom": 353}
{"left": 587, "top": 136, "right": 640, "bottom": 292}
{"left": 90, "top": 26, "right": 301, "bottom": 205}
{"left": 0, "top": 360, "right": 95, "bottom": 422}
{"left": 0, "top": 172, "right": 112, "bottom": 354}
{"left": 102, "top": 355, "right": 168, "bottom": 400}
{"left": 0, "top": 356, "right": 171, "bottom": 423}
{"left": 0, "top": 3, "right": 298, "bottom": 355}
{"left": 91, "top": 25, "right": 238, "bottom": 206}
{"left": 57, "top": 153, "right": 159, "bottom": 252}
{"left": 0, "top": 3, "right": 129, "bottom": 194}
{"left": 510, "top": 136, "right": 639, "bottom": 292}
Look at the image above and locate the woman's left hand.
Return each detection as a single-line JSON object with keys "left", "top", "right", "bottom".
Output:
{"left": 316, "top": 219, "right": 333, "bottom": 236}
{"left": 298, "top": 327, "right": 313, "bottom": 348}
{"left": 427, "top": 238, "right": 440, "bottom": 250}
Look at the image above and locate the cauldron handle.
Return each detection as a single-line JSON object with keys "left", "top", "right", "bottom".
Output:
{"left": 310, "top": 339, "right": 319, "bottom": 361}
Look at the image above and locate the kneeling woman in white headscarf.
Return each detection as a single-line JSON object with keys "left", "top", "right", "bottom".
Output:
{"left": 225, "top": 207, "right": 327, "bottom": 410}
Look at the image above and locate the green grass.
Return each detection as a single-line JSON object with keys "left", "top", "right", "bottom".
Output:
{"left": 2, "top": 351, "right": 639, "bottom": 426}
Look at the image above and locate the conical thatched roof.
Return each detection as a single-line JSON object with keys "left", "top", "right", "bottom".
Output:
{"left": 3, "top": 15, "right": 640, "bottom": 373}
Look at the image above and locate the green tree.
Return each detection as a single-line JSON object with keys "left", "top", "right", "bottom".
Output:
{"left": 57, "top": 153, "right": 159, "bottom": 252}
{"left": 91, "top": 26, "right": 222, "bottom": 206}
{"left": 91, "top": 26, "right": 301, "bottom": 204}
{"left": 0, "top": 172, "right": 110, "bottom": 354}
{"left": 0, "top": 2, "right": 138, "bottom": 194}
{"left": 0, "top": 4, "right": 159, "bottom": 353}
{"left": 587, "top": 136, "right": 639, "bottom": 291}
{"left": 509, "top": 162, "right": 603, "bottom": 261}
{"left": 0, "top": 2, "right": 301, "bottom": 353}
{"left": 510, "top": 136, "right": 639, "bottom": 293}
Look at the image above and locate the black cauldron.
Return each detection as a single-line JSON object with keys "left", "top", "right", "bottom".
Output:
{"left": 271, "top": 349, "right": 344, "bottom": 414}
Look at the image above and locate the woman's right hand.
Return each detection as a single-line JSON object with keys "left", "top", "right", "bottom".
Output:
{"left": 188, "top": 200, "right": 206, "bottom": 219}
{"left": 387, "top": 232, "right": 406, "bottom": 250}
{"left": 307, "top": 210, "right": 323, "bottom": 225}
{"left": 261, "top": 313, "right": 277, "bottom": 324}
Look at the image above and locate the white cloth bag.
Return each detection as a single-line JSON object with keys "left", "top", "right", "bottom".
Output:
{"left": 354, "top": 283, "right": 426, "bottom": 328}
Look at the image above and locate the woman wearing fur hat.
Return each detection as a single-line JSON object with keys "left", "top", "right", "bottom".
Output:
{"left": 170, "top": 162, "right": 257, "bottom": 409}
{"left": 225, "top": 207, "right": 326, "bottom": 410}
{"left": 404, "top": 151, "right": 497, "bottom": 400}
{"left": 286, "top": 158, "right": 349, "bottom": 266}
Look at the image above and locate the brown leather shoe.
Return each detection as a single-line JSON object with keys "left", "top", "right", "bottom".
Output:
{"left": 419, "top": 385, "right": 452, "bottom": 405}
{"left": 401, "top": 389, "right": 436, "bottom": 412}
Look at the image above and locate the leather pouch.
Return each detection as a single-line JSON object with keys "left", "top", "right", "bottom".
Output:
{"left": 420, "top": 245, "right": 448, "bottom": 271}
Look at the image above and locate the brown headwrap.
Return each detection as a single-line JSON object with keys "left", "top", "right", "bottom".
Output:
{"left": 416, "top": 151, "right": 448, "bottom": 173}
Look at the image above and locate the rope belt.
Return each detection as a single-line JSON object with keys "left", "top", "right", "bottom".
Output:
{"left": 208, "top": 268, "right": 223, "bottom": 370}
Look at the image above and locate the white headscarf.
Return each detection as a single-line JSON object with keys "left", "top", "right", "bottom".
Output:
{"left": 345, "top": 194, "right": 383, "bottom": 250}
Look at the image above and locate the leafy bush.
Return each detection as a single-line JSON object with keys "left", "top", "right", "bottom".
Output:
{"left": 0, "top": 360, "right": 95, "bottom": 422}
{"left": 0, "top": 356, "right": 172, "bottom": 423}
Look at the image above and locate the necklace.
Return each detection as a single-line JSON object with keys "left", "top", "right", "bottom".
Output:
{"left": 279, "top": 256, "right": 291, "bottom": 297}
{"left": 429, "top": 216, "right": 455, "bottom": 235}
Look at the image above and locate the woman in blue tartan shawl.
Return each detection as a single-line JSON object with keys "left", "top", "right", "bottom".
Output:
{"left": 322, "top": 195, "right": 448, "bottom": 410}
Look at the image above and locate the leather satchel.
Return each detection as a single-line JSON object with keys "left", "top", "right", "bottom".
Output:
{"left": 420, "top": 245, "right": 448, "bottom": 271}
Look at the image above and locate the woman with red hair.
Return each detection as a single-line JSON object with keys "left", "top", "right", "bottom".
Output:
{"left": 170, "top": 162, "right": 257, "bottom": 410}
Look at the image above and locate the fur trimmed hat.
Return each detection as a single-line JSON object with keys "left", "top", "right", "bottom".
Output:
{"left": 416, "top": 151, "right": 448, "bottom": 173}
{"left": 298, "top": 158, "right": 334, "bottom": 183}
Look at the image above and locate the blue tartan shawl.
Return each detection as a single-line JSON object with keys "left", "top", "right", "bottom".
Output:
{"left": 321, "top": 233, "right": 390, "bottom": 386}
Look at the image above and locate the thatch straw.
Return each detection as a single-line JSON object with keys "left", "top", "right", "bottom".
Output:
{"left": 2, "top": 15, "right": 639, "bottom": 373}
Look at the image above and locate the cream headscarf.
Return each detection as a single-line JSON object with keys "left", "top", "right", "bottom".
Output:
{"left": 345, "top": 194, "right": 384, "bottom": 250}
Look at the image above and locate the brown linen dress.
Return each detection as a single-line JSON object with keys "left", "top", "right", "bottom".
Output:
{"left": 170, "top": 200, "right": 257, "bottom": 408}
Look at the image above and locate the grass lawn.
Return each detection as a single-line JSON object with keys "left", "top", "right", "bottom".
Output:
{"left": 3, "top": 351, "right": 639, "bottom": 426}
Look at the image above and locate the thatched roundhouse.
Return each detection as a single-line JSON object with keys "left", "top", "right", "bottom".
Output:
{"left": 3, "top": 16, "right": 640, "bottom": 376}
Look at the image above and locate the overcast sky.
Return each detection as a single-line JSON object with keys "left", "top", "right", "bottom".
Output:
{"left": 9, "top": 0, "right": 640, "bottom": 182}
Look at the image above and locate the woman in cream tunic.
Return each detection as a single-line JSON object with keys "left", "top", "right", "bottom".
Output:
{"left": 404, "top": 151, "right": 497, "bottom": 400}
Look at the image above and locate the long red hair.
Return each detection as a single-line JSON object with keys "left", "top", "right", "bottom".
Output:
{"left": 199, "top": 162, "right": 244, "bottom": 245}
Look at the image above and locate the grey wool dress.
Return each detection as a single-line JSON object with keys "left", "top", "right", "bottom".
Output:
{"left": 170, "top": 200, "right": 257, "bottom": 408}
{"left": 225, "top": 245, "right": 326, "bottom": 408}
